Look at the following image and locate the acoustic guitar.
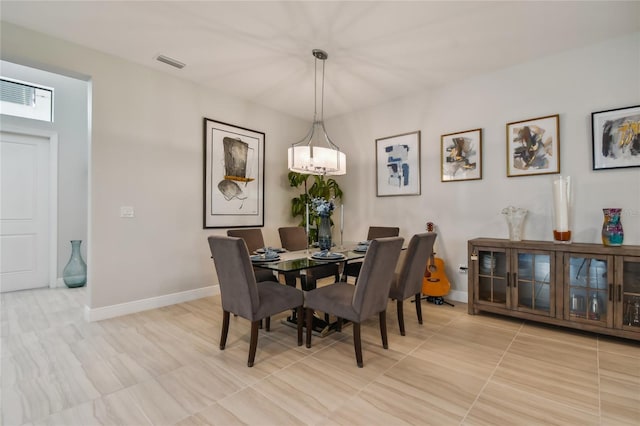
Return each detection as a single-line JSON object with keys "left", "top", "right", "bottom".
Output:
{"left": 422, "top": 222, "right": 451, "bottom": 297}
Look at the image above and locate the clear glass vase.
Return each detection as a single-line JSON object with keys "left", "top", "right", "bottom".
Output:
{"left": 317, "top": 216, "right": 332, "bottom": 250}
{"left": 501, "top": 206, "right": 527, "bottom": 241}
{"left": 602, "top": 208, "right": 623, "bottom": 246}
{"left": 63, "top": 240, "right": 87, "bottom": 288}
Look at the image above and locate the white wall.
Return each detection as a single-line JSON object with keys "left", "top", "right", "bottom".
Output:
{"left": 1, "top": 22, "right": 308, "bottom": 315}
{"left": 0, "top": 60, "right": 89, "bottom": 279}
{"left": 329, "top": 32, "right": 640, "bottom": 297}
{"left": 2, "top": 21, "right": 638, "bottom": 312}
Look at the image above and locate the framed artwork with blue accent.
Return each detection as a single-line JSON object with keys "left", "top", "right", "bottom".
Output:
{"left": 375, "top": 131, "right": 421, "bottom": 197}
{"left": 506, "top": 114, "right": 560, "bottom": 177}
{"left": 441, "top": 128, "right": 482, "bottom": 182}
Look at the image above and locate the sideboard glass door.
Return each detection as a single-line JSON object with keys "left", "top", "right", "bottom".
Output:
{"left": 566, "top": 254, "right": 612, "bottom": 327}
{"left": 514, "top": 250, "right": 553, "bottom": 316}
{"left": 618, "top": 256, "right": 640, "bottom": 333}
{"left": 476, "top": 248, "right": 509, "bottom": 307}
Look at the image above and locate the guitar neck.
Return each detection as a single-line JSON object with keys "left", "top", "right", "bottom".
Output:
{"left": 426, "top": 221, "right": 440, "bottom": 255}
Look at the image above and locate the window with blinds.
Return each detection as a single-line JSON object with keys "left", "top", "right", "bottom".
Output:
{"left": 0, "top": 78, "right": 53, "bottom": 122}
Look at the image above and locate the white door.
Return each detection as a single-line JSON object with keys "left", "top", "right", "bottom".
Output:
{"left": 1, "top": 131, "right": 50, "bottom": 292}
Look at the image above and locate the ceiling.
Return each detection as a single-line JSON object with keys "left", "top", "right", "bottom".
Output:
{"left": 2, "top": 1, "right": 639, "bottom": 120}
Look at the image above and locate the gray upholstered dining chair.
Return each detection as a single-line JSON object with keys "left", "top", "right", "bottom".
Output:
{"left": 388, "top": 232, "right": 437, "bottom": 336}
{"left": 304, "top": 236, "right": 404, "bottom": 367}
{"left": 226, "top": 228, "right": 265, "bottom": 252}
{"left": 208, "top": 235, "right": 304, "bottom": 367}
{"left": 278, "top": 226, "right": 340, "bottom": 290}
{"left": 343, "top": 226, "right": 400, "bottom": 282}
{"left": 227, "top": 228, "right": 276, "bottom": 282}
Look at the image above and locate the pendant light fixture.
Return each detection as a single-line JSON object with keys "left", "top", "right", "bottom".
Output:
{"left": 287, "top": 49, "right": 346, "bottom": 175}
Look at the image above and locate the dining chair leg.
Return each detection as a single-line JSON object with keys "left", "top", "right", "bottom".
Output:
{"left": 353, "top": 322, "right": 363, "bottom": 368}
{"left": 414, "top": 293, "right": 423, "bottom": 324}
{"left": 336, "top": 318, "right": 343, "bottom": 332}
{"left": 379, "top": 310, "right": 389, "bottom": 349}
{"left": 295, "top": 306, "right": 303, "bottom": 346}
{"left": 305, "top": 308, "right": 313, "bottom": 348}
{"left": 220, "top": 311, "right": 230, "bottom": 350}
{"left": 396, "top": 299, "right": 405, "bottom": 336}
{"left": 248, "top": 321, "right": 260, "bottom": 367}
{"left": 265, "top": 317, "right": 271, "bottom": 331}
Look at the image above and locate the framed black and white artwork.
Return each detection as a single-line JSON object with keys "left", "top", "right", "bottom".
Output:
{"left": 592, "top": 105, "right": 640, "bottom": 170}
{"left": 203, "top": 118, "right": 265, "bottom": 228}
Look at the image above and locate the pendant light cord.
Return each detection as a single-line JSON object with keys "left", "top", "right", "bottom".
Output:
{"left": 314, "top": 55, "right": 317, "bottom": 121}
{"left": 312, "top": 52, "right": 326, "bottom": 122}
{"left": 320, "top": 58, "right": 325, "bottom": 122}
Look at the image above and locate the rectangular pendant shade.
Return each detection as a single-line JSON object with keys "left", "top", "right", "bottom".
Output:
{"left": 288, "top": 145, "right": 346, "bottom": 175}
{"left": 287, "top": 49, "right": 346, "bottom": 176}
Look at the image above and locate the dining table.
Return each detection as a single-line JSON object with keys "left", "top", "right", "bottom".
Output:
{"left": 251, "top": 242, "right": 370, "bottom": 336}
{"left": 252, "top": 244, "right": 367, "bottom": 284}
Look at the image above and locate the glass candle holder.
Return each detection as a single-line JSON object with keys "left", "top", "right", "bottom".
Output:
{"left": 552, "top": 175, "right": 572, "bottom": 243}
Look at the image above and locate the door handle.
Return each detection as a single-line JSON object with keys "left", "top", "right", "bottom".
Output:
{"left": 609, "top": 284, "right": 613, "bottom": 302}
{"left": 513, "top": 272, "right": 517, "bottom": 288}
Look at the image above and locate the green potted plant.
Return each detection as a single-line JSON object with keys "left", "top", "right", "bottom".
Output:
{"left": 288, "top": 171, "right": 343, "bottom": 244}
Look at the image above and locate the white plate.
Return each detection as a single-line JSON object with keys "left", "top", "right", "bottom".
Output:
{"left": 311, "top": 252, "right": 345, "bottom": 260}
{"left": 250, "top": 255, "right": 281, "bottom": 263}
{"left": 255, "top": 247, "right": 285, "bottom": 254}
{"left": 353, "top": 247, "right": 368, "bottom": 253}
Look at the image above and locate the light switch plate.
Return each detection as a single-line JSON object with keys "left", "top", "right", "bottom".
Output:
{"left": 120, "top": 206, "right": 135, "bottom": 218}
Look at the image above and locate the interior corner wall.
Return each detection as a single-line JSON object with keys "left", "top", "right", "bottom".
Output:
{"left": 0, "top": 60, "right": 89, "bottom": 281}
{"left": 1, "top": 22, "right": 308, "bottom": 313}
{"left": 328, "top": 32, "right": 640, "bottom": 296}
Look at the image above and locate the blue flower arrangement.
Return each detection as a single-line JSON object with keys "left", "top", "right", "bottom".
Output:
{"left": 312, "top": 197, "right": 335, "bottom": 218}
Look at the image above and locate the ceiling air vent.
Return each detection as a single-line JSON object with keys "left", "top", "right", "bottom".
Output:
{"left": 155, "top": 55, "right": 185, "bottom": 69}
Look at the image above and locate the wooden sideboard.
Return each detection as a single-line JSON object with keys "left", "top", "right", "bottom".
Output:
{"left": 467, "top": 238, "right": 640, "bottom": 341}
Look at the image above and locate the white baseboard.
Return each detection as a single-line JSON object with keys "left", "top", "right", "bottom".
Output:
{"left": 447, "top": 289, "right": 468, "bottom": 304}
{"left": 85, "top": 285, "right": 220, "bottom": 322}
{"left": 83, "top": 284, "right": 464, "bottom": 323}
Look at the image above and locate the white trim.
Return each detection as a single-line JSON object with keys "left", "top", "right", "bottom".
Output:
{"left": 84, "top": 285, "right": 220, "bottom": 322}
{"left": 0, "top": 124, "right": 58, "bottom": 289}
{"left": 86, "top": 78, "right": 93, "bottom": 313}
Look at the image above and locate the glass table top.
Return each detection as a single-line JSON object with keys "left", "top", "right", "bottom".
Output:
{"left": 252, "top": 247, "right": 366, "bottom": 273}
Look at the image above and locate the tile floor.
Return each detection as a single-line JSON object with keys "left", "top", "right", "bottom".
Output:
{"left": 1, "top": 287, "right": 639, "bottom": 425}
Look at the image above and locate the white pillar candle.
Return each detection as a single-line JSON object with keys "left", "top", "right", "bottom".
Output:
{"left": 553, "top": 177, "right": 570, "bottom": 232}
{"left": 306, "top": 203, "right": 310, "bottom": 235}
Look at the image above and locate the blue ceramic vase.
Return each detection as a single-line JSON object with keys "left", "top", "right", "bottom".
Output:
{"left": 317, "top": 216, "right": 332, "bottom": 250}
{"left": 63, "top": 240, "right": 87, "bottom": 288}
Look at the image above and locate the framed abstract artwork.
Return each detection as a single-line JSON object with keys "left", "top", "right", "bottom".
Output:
{"left": 441, "top": 128, "right": 482, "bottom": 182}
{"left": 203, "top": 118, "right": 265, "bottom": 228}
{"left": 592, "top": 105, "right": 640, "bottom": 170}
{"left": 506, "top": 114, "right": 560, "bottom": 177}
{"left": 375, "top": 131, "right": 421, "bottom": 197}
